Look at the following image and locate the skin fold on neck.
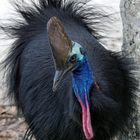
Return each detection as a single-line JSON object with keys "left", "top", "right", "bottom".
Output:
{"left": 72, "top": 58, "right": 94, "bottom": 140}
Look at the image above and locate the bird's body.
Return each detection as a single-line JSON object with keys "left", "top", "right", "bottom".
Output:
{"left": 1, "top": 0, "right": 137, "bottom": 140}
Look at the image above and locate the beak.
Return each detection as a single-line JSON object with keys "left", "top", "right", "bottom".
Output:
{"left": 53, "top": 64, "right": 75, "bottom": 92}
{"left": 53, "top": 70, "right": 67, "bottom": 92}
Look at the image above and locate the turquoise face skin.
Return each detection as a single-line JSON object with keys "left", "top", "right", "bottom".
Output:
{"left": 71, "top": 42, "right": 94, "bottom": 107}
{"left": 71, "top": 42, "right": 84, "bottom": 61}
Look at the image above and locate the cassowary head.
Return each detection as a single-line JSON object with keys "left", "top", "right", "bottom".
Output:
{"left": 48, "top": 16, "right": 94, "bottom": 139}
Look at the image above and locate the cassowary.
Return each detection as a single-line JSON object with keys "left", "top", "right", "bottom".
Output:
{"left": 1, "top": 0, "right": 137, "bottom": 140}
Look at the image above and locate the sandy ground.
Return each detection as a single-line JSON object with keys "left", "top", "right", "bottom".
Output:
{"left": 0, "top": 106, "right": 27, "bottom": 140}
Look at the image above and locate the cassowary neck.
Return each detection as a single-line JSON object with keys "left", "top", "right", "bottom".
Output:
{"left": 72, "top": 58, "right": 94, "bottom": 103}
{"left": 72, "top": 58, "right": 94, "bottom": 140}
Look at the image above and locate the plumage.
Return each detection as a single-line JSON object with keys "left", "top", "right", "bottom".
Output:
{"left": 0, "top": 0, "right": 137, "bottom": 140}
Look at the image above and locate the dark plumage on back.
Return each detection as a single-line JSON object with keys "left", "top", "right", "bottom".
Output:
{"left": 0, "top": 0, "right": 137, "bottom": 140}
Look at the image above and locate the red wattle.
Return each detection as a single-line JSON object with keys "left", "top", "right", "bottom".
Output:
{"left": 78, "top": 95, "right": 94, "bottom": 140}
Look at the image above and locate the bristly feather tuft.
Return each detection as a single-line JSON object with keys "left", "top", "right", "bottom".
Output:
{"left": 1, "top": 0, "right": 111, "bottom": 40}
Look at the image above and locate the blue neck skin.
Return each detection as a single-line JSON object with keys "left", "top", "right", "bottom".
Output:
{"left": 72, "top": 57, "right": 94, "bottom": 107}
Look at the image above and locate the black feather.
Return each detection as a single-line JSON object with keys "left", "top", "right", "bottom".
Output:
{"left": 0, "top": 0, "right": 137, "bottom": 140}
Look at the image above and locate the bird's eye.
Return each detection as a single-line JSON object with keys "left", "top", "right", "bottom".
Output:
{"left": 69, "top": 54, "right": 77, "bottom": 63}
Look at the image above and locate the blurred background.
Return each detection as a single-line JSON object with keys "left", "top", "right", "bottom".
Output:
{"left": 0, "top": 0, "right": 122, "bottom": 139}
